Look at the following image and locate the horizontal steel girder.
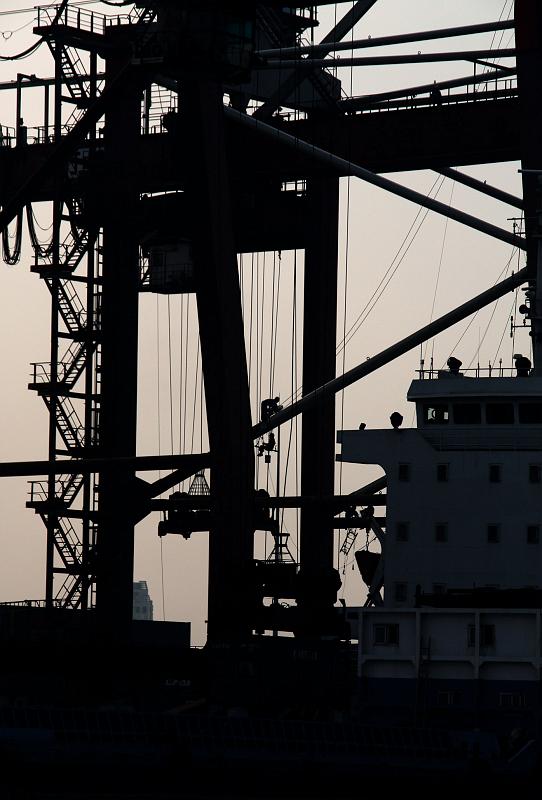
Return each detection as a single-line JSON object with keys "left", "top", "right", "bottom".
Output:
{"left": 0, "top": 98, "right": 520, "bottom": 214}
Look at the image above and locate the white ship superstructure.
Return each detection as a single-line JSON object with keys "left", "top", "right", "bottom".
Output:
{"left": 340, "top": 365, "right": 542, "bottom": 718}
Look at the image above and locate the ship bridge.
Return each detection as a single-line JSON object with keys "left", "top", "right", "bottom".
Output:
{"left": 408, "top": 374, "right": 542, "bottom": 431}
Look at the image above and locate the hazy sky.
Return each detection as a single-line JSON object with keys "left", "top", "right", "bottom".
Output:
{"left": 0, "top": 1, "right": 523, "bottom": 643}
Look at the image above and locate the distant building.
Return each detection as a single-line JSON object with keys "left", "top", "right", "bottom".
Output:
{"left": 133, "top": 581, "right": 154, "bottom": 621}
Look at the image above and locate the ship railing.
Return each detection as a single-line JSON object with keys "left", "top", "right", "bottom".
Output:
{"left": 417, "top": 365, "right": 517, "bottom": 379}
{"left": 0, "top": 703, "right": 465, "bottom": 763}
{"left": 348, "top": 75, "right": 517, "bottom": 115}
{"left": 36, "top": 5, "right": 136, "bottom": 34}
{"left": 0, "top": 124, "right": 90, "bottom": 148}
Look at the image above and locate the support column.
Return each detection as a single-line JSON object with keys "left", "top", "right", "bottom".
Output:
{"left": 45, "top": 43, "right": 63, "bottom": 607}
{"left": 299, "top": 175, "right": 340, "bottom": 612}
{"left": 516, "top": 0, "right": 542, "bottom": 373}
{"left": 95, "top": 52, "right": 141, "bottom": 638}
{"left": 184, "top": 80, "right": 255, "bottom": 643}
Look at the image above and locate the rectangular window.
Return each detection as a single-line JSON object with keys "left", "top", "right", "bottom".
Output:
{"left": 438, "top": 691, "right": 460, "bottom": 707}
{"left": 499, "top": 693, "right": 526, "bottom": 708}
{"left": 373, "top": 623, "right": 399, "bottom": 646}
{"left": 527, "top": 525, "right": 540, "bottom": 545}
{"left": 398, "top": 463, "right": 410, "bottom": 482}
{"left": 396, "top": 522, "right": 409, "bottom": 542}
{"left": 529, "top": 464, "right": 542, "bottom": 484}
{"left": 519, "top": 403, "right": 542, "bottom": 424}
{"left": 433, "top": 583, "right": 446, "bottom": 595}
{"left": 486, "top": 403, "right": 514, "bottom": 424}
{"left": 481, "top": 624, "right": 496, "bottom": 647}
{"left": 394, "top": 582, "right": 407, "bottom": 602}
{"left": 453, "top": 403, "right": 481, "bottom": 424}
{"left": 435, "top": 523, "right": 448, "bottom": 543}
{"left": 489, "top": 464, "right": 502, "bottom": 483}
{"left": 468, "top": 624, "right": 496, "bottom": 647}
{"left": 436, "top": 463, "right": 449, "bottom": 482}
{"left": 424, "top": 404, "right": 449, "bottom": 425}
{"left": 487, "top": 524, "right": 500, "bottom": 543}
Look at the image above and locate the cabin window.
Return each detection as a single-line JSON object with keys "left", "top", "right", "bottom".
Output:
{"left": 487, "top": 524, "right": 500, "bottom": 543}
{"left": 468, "top": 624, "right": 495, "bottom": 648}
{"left": 396, "top": 522, "right": 409, "bottom": 542}
{"left": 489, "top": 464, "right": 502, "bottom": 483}
{"left": 481, "top": 624, "right": 496, "bottom": 647}
{"left": 527, "top": 525, "right": 540, "bottom": 545}
{"left": 373, "top": 623, "right": 399, "bottom": 646}
{"left": 433, "top": 583, "right": 446, "bottom": 594}
{"left": 519, "top": 403, "right": 542, "bottom": 424}
{"left": 453, "top": 403, "right": 481, "bottom": 424}
{"left": 436, "top": 463, "right": 449, "bottom": 482}
{"left": 434, "top": 523, "right": 448, "bottom": 543}
{"left": 529, "top": 464, "right": 542, "bottom": 484}
{"left": 438, "top": 691, "right": 460, "bottom": 707}
{"left": 398, "top": 463, "right": 410, "bottom": 482}
{"left": 424, "top": 404, "right": 449, "bottom": 424}
{"left": 394, "top": 582, "right": 408, "bottom": 602}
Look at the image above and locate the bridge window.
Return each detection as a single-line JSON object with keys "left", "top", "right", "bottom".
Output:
{"left": 519, "top": 403, "right": 542, "bottom": 424}
{"left": 424, "top": 404, "right": 449, "bottom": 424}
{"left": 486, "top": 403, "right": 514, "bottom": 424}
{"left": 453, "top": 403, "right": 481, "bottom": 424}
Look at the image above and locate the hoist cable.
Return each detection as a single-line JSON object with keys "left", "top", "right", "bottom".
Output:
{"left": 446, "top": 247, "right": 518, "bottom": 365}
{"left": 26, "top": 205, "right": 54, "bottom": 258}
{"left": 167, "top": 296, "right": 174, "bottom": 456}
{"left": 2, "top": 210, "right": 23, "bottom": 264}
{"left": 425, "top": 181, "right": 455, "bottom": 363}
{"left": 190, "top": 339, "right": 201, "bottom": 455}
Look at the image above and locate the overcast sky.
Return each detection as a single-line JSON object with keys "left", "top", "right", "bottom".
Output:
{"left": 0, "top": 1, "right": 523, "bottom": 643}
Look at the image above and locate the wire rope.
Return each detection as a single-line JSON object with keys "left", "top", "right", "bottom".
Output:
{"left": 26, "top": 204, "right": 54, "bottom": 258}
{"left": 446, "top": 247, "right": 518, "bottom": 366}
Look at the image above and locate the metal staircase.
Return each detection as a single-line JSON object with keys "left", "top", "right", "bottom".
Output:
{"left": 53, "top": 42, "right": 91, "bottom": 106}
{"left": 34, "top": 225, "right": 90, "bottom": 274}
{"left": 43, "top": 394, "right": 85, "bottom": 452}
{"left": 29, "top": 473, "right": 85, "bottom": 507}
{"left": 134, "top": 7, "right": 157, "bottom": 26}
